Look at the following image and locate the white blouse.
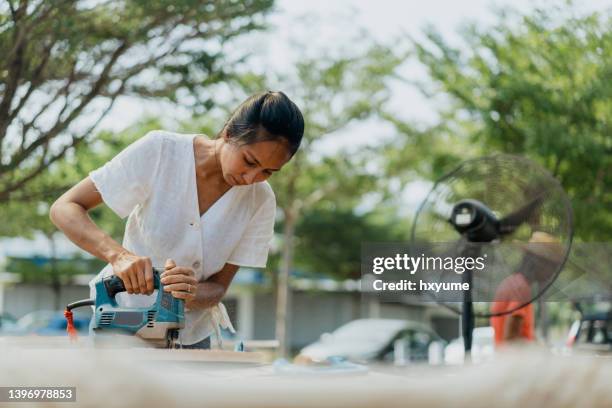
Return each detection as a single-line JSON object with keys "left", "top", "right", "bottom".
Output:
{"left": 88, "top": 130, "right": 276, "bottom": 345}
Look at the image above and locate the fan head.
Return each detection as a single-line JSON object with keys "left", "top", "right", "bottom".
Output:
{"left": 411, "top": 154, "right": 573, "bottom": 318}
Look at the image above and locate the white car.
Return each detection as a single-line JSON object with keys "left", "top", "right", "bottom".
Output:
{"left": 444, "top": 326, "right": 495, "bottom": 364}
{"left": 299, "top": 318, "right": 445, "bottom": 364}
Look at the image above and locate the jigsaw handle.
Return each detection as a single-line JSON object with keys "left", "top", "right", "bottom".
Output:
{"left": 103, "top": 267, "right": 162, "bottom": 298}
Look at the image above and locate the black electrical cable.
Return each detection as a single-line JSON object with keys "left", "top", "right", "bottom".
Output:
{"left": 66, "top": 299, "right": 94, "bottom": 311}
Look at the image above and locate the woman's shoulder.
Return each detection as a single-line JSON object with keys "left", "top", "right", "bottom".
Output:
{"left": 139, "top": 130, "right": 207, "bottom": 161}
{"left": 142, "top": 129, "right": 200, "bottom": 145}
{"left": 257, "top": 180, "right": 275, "bottom": 200}
{"left": 244, "top": 181, "right": 276, "bottom": 208}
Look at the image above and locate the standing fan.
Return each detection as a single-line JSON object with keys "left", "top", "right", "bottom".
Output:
{"left": 411, "top": 154, "right": 573, "bottom": 358}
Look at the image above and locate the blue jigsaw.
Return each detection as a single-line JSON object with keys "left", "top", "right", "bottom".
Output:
{"left": 66, "top": 267, "right": 184, "bottom": 348}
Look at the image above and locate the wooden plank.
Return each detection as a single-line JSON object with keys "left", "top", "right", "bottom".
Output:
{"left": 2, "top": 341, "right": 612, "bottom": 408}
{"left": 0, "top": 336, "right": 269, "bottom": 363}
{"left": 126, "top": 348, "right": 269, "bottom": 364}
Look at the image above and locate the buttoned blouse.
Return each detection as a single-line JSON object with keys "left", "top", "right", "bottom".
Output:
{"left": 88, "top": 130, "right": 276, "bottom": 345}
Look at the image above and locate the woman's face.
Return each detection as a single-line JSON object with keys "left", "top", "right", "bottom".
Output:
{"left": 220, "top": 137, "right": 292, "bottom": 186}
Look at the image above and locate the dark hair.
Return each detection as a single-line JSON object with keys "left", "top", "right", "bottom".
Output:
{"left": 219, "top": 91, "right": 304, "bottom": 157}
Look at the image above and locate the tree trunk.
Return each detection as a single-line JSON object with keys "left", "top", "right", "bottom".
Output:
{"left": 275, "top": 208, "right": 296, "bottom": 358}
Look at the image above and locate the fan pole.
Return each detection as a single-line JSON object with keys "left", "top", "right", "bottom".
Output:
{"left": 462, "top": 269, "right": 474, "bottom": 360}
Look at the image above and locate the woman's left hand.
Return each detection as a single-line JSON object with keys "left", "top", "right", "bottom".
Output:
{"left": 160, "top": 258, "right": 198, "bottom": 301}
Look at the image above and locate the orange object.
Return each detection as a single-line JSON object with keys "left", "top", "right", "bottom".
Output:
{"left": 64, "top": 309, "right": 79, "bottom": 342}
{"left": 490, "top": 273, "right": 535, "bottom": 345}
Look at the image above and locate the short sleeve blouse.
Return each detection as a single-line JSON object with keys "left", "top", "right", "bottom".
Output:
{"left": 88, "top": 130, "right": 276, "bottom": 344}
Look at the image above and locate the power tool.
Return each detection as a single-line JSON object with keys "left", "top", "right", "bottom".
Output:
{"left": 65, "top": 267, "right": 185, "bottom": 348}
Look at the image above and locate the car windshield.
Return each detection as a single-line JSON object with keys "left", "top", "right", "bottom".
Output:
{"left": 331, "top": 320, "right": 405, "bottom": 345}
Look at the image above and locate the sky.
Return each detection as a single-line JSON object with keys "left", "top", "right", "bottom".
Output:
{"left": 2, "top": 0, "right": 611, "bottom": 259}
{"left": 98, "top": 0, "right": 611, "bottom": 148}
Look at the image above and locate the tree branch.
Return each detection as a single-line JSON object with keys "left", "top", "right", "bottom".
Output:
{"left": 300, "top": 180, "right": 340, "bottom": 210}
{"left": 1, "top": 41, "right": 53, "bottom": 140}
{"left": 0, "top": 137, "right": 81, "bottom": 201}
{"left": 3, "top": 40, "right": 129, "bottom": 173}
{"left": 4, "top": 185, "right": 74, "bottom": 202}
{"left": 0, "top": 78, "right": 125, "bottom": 201}
{"left": 7, "top": 0, "right": 17, "bottom": 21}
{"left": 0, "top": 26, "right": 26, "bottom": 134}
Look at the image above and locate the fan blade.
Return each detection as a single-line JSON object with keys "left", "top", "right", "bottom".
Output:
{"left": 498, "top": 193, "right": 545, "bottom": 235}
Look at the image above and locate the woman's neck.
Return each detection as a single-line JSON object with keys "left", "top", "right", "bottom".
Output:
{"left": 194, "top": 136, "right": 228, "bottom": 188}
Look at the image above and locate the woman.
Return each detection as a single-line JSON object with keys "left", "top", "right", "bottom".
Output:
{"left": 50, "top": 91, "right": 304, "bottom": 348}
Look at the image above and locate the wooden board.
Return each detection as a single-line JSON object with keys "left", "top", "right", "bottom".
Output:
{"left": 2, "top": 337, "right": 612, "bottom": 408}
{"left": 125, "top": 348, "right": 269, "bottom": 364}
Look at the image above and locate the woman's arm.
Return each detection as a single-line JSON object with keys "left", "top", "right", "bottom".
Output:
{"left": 185, "top": 263, "right": 239, "bottom": 310}
{"left": 49, "top": 176, "right": 154, "bottom": 295}
{"left": 50, "top": 177, "right": 124, "bottom": 264}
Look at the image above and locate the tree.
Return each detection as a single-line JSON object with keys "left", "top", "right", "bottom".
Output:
{"left": 0, "top": 0, "right": 274, "bottom": 202}
{"left": 387, "top": 4, "right": 611, "bottom": 241}
{"left": 0, "top": 120, "right": 164, "bottom": 307}
{"left": 382, "top": 4, "right": 612, "bottom": 342}
{"left": 234, "top": 43, "right": 403, "bottom": 356}
{"left": 293, "top": 206, "right": 410, "bottom": 280}
{"left": 0, "top": 119, "right": 164, "bottom": 238}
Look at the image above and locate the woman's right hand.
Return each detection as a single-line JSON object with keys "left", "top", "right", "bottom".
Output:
{"left": 110, "top": 251, "right": 154, "bottom": 295}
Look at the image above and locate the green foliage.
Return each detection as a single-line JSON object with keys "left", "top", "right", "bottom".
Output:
{"left": 293, "top": 206, "right": 411, "bottom": 280}
{"left": 258, "top": 43, "right": 404, "bottom": 279}
{"left": 5, "top": 254, "right": 105, "bottom": 285}
{"left": 181, "top": 39, "right": 407, "bottom": 281}
{"left": 389, "top": 4, "right": 611, "bottom": 240}
{"left": 0, "top": 0, "right": 274, "bottom": 201}
{"left": 0, "top": 119, "right": 163, "bottom": 240}
{"left": 0, "top": 119, "right": 167, "bottom": 288}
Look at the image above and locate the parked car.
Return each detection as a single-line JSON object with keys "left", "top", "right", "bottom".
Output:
{"left": 4, "top": 310, "right": 90, "bottom": 336}
{"left": 566, "top": 312, "right": 612, "bottom": 354}
{"left": 0, "top": 312, "right": 17, "bottom": 333}
{"left": 298, "top": 318, "right": 446, "bottom": 365}
{"left": 444, "top": 326, "right": 495, "bottom": 364}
